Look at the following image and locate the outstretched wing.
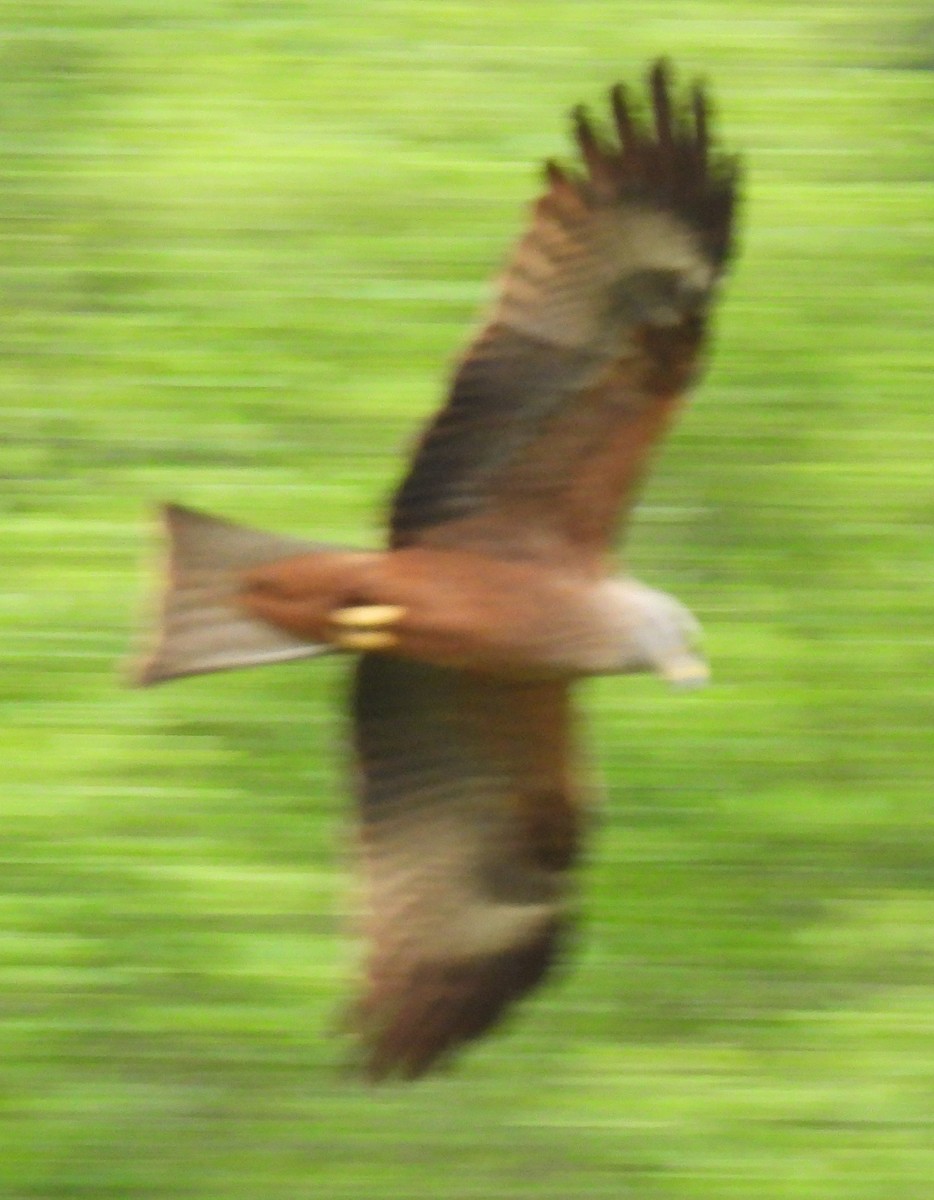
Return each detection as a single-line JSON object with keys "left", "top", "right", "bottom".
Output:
{"left": 390, "top": 61, "right": 739, "bottom": 559}
{"left": 350, "top": 654, "right": 585, "bottom": 1079}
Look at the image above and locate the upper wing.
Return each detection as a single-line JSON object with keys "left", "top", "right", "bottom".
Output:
{"left": 389, "top": 61, "right": 739, "bottom": 559}
{"left": 350, "top": 653, "right": 585, "bottom": 1079}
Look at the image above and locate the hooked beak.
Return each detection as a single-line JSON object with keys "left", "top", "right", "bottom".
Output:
{"left": 660, "top": 654, "right": 710, "bottom": 690}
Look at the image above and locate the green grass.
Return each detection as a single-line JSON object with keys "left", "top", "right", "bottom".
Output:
{"left": 2, "top": 1, "right": 933, "bottom": 1196}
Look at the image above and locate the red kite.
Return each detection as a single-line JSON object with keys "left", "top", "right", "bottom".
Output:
{"left": 134, "top": 61, "right": 739, "bottom": 1079}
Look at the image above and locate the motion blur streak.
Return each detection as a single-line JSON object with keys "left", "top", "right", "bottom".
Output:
{"left": 1, "top": 2, "right": 931, "bottom": 1197}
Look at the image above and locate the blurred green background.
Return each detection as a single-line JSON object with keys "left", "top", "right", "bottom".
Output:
{"left": 2, "top": 1, "right": 932, "bottom": 1196}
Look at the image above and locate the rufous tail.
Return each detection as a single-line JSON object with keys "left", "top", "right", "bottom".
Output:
{"left": 130, "top": 504, "right": 337, "bottom": 686}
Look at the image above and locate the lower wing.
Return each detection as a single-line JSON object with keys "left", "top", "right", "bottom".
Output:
{"left": 350, "top": 654, "right": 586, "bottom": 1078}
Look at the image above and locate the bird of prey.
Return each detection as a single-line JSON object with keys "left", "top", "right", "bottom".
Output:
{"left": 133, "top": 61, "right": 740, "bottom": 1079}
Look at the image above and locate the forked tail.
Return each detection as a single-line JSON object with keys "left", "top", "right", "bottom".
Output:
{"left": 130, "top": 504, "right": 336, "bottom": 686}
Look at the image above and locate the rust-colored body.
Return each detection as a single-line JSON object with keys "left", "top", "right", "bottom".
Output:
{"left": 242, "top": 545, "right": 681, "bottom": 678}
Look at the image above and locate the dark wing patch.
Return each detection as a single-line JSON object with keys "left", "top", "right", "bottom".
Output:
{"left": 350, "top": 655, "right": 583, "bottom": 1079}
{"left": 391, "top": 325, "right": 605, "bottom": 542}
{"left": 389, "top": 60, "right": 739, "bottom": 553}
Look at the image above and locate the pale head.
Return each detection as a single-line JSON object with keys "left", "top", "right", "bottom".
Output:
{"left": 601, "top": 577, "right": 709, "bottom": 686}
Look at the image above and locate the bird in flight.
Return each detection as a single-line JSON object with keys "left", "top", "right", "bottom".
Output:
{"left": 133, "top": 61, "right": 740, "bottom": 1079}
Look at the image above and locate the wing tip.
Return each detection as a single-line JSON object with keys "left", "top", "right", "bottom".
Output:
{"left": 553, "top": 59, "right": 740, "bottom": 267}
{"left": 355, "top": 918, "right": 564, "bottom": 1082}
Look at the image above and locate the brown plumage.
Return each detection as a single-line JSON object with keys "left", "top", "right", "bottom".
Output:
{"left": 132, "top": 61, "right": 740, "bottom": 1079}
{"left": 350, "top": 659, "right": 578, "bottom": 1079}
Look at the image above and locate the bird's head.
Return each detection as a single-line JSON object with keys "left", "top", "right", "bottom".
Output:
{"left": 603, "top": 577, "right": 709, "bottom": 687}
